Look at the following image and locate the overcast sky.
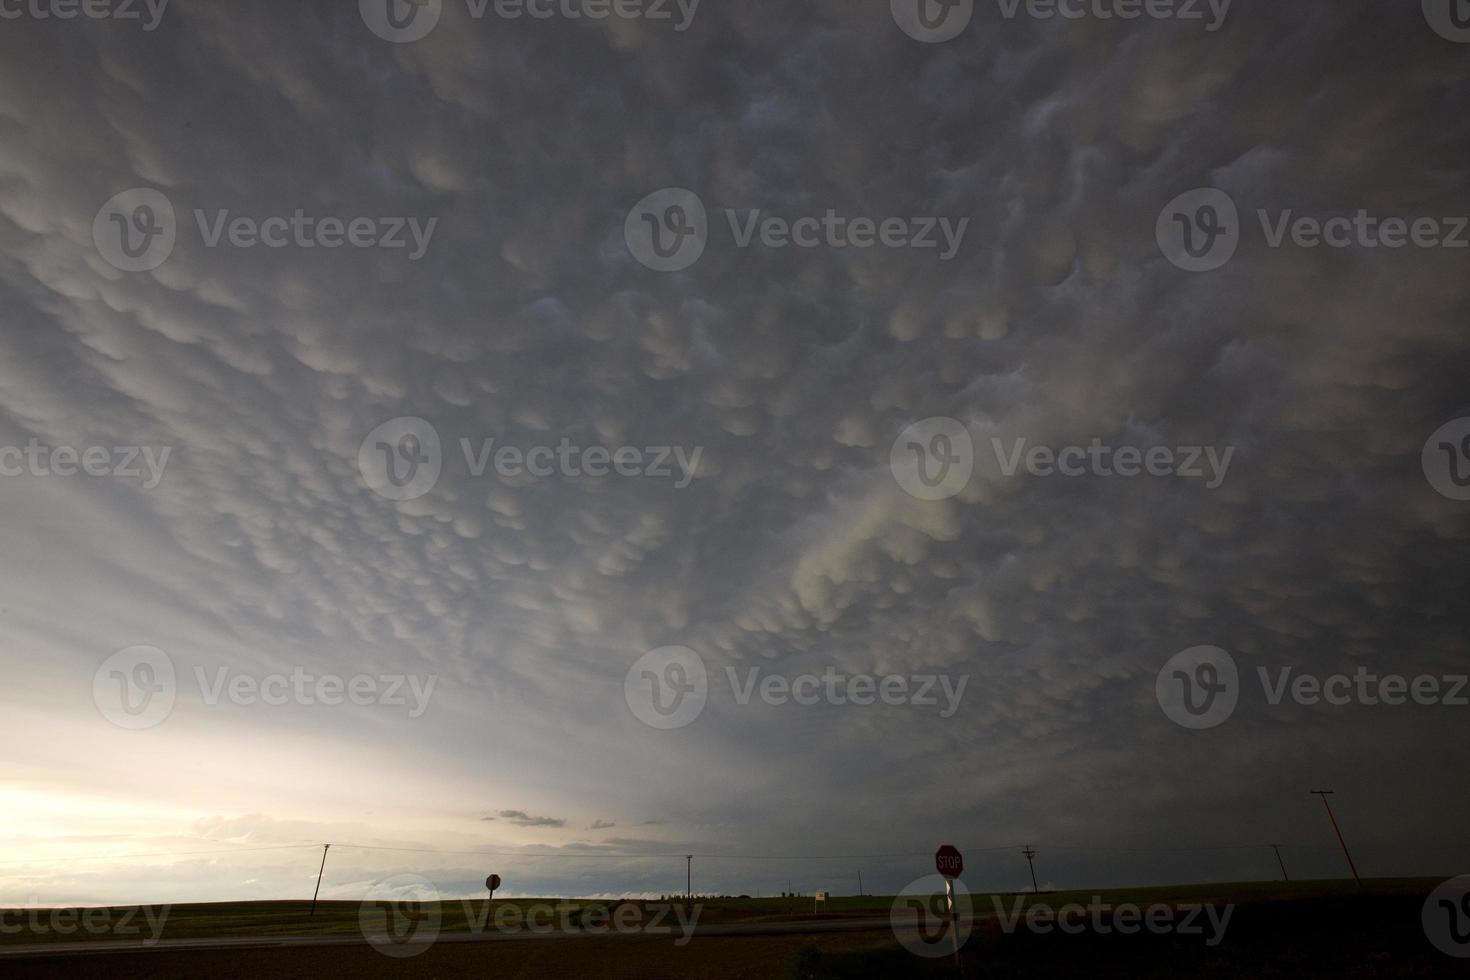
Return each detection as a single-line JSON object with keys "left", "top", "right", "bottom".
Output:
{"left": 1, "top": 0, "right": 1468, "bottom": 906}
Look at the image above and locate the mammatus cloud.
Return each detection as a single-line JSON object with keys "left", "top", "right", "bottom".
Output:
{"left": 0, "top": 0, "right": 1466, "bottom": 904}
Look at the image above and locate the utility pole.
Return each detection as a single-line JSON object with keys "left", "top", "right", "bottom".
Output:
{"left": 1022, "top": 845, "right": 1039, "bottom": 893}
{"left": 309, "top": 844, "right": 330, "bottom": 917}
{"left": 1310, "top": 791, "right": 1362, "bottom": 888}
{"left": 1270, "top": 844, "right": 1289, "bottom": 882}
{"left": 857, "top": 870, "right": 863, "bottom": 896}
{"left": 685, "top": 855, "right": 692, "bottom": 906}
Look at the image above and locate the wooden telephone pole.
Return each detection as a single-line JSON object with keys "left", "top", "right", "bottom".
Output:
{"left": 1270, "top": 844, "right": 1289, "bottom": 881}
{"left": 1310, "top": 791, "right": 1362, "bottom": 888}
{"left": 309, "top": 844, "right": 330, "bottom": 916}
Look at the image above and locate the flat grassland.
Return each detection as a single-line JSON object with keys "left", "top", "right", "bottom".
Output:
{"left": 1, "top": 878, "right": 1464, "bottom": 978}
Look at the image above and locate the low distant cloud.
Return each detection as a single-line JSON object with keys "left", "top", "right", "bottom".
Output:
{"left": 589, "top": 819, "right": 617, "bottom": 830}
{"left": 492, "top": 809, "right": 566, "bottom": 828}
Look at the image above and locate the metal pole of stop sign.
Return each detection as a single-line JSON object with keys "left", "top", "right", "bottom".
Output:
{"left": 945, "top": 877, "right": 959, "bottom": 967}
{"left": 483, "top": 874, "right": 501, "bottom": 930}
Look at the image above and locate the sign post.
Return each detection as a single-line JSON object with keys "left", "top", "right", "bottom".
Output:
{"left": 483, "top": 874, "right": 502, "bottom": 930}
{"left": 935, "top": 845, "right": 964, "bottom": 967}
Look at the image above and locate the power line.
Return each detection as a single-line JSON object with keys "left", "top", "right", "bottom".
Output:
{"left": 2, "top": 836, "right": 1396, "bottom": 869}
{"left": 6, "top": 844, "right": 322, "bottom": 865}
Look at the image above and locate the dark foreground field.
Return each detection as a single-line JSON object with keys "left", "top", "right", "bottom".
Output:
{"left": 3, "top": 878, "right": 1466, "bottom": 978}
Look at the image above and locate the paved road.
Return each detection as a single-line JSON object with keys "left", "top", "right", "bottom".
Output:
{"left": 0, "top": 914, "right": 975, "bottom": 959}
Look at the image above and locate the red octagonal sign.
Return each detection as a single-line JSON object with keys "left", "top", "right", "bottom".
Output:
{"left": 935, "top": 844, "right": 963, "bottom": 879}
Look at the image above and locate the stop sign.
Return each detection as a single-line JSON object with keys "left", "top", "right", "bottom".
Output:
{"left": 935, "top": 844, "right": 963, "bottom": 879}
